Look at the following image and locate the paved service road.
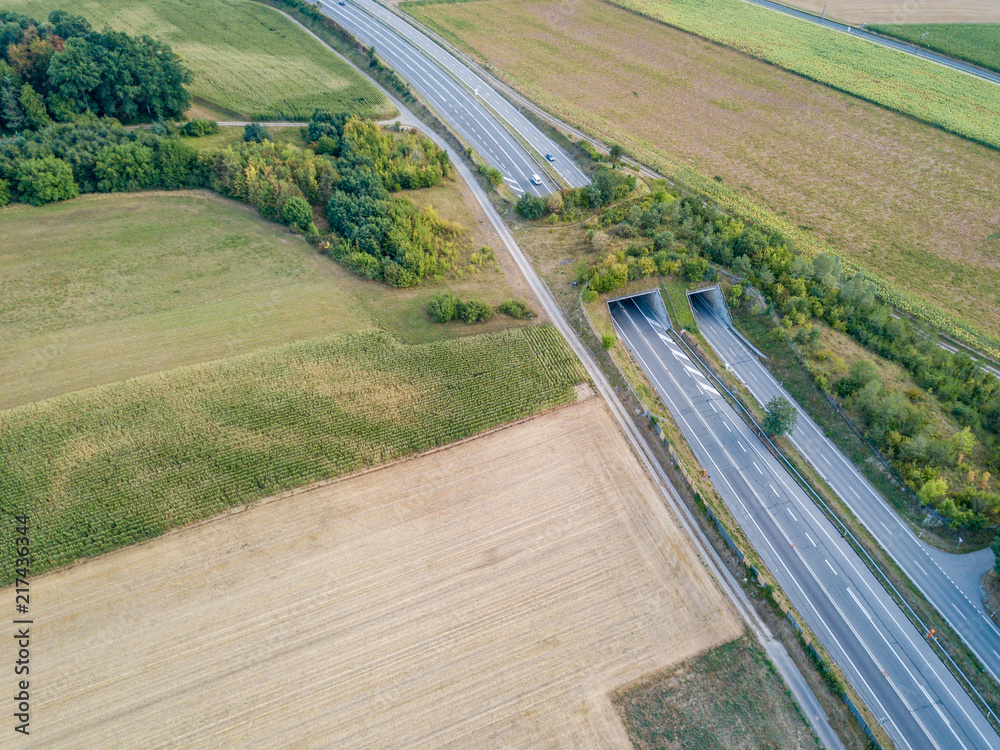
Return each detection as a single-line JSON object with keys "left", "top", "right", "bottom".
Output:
{"left": 317, "top": 0, "right": 587, "bottom": 197}
{"left": 611, "top": 294, "right": 1000, "bottom": 750}
{"left": 738, "top": 0, "right": 1000, "bottom": 86}
{"left": 691, "top": 295, "right": 1000, "bottom": 692}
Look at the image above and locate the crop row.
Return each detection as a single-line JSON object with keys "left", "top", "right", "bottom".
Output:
{"left": 614, "top": 0, "right": 1000, "bottom": 151}
{"left": 0, "top": 325, "right": 587, "bottom": 584}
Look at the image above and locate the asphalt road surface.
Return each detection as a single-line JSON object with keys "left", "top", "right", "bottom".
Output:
{"left": 611, "top": 294, "right": 1000, "bottom": 750}
{"left": 691, "top": 295, "right": 1000, "bottom": 696}
{"left": 317, "top": 0, "right": 587, "bottom": 196}
{"left": 739, "top": 0, "right": 1000, "bottom": 85}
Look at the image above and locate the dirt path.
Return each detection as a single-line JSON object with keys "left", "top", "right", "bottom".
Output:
{"left": 10, "top": 398, "right": 740, "bottom": 748}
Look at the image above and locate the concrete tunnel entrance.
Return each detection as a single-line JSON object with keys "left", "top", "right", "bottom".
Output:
{"left": 686, "top": 285, "right": 732, "bottom": 327}
{"left": 607, "top": 289, "right": 672, "bottom": 329}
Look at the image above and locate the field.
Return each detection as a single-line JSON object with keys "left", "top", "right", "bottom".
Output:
{"left": 0, "top": 180, "right": 529, "bottom": 408}
{"left": 785, "top": 0, "right": 999, "bottom": 24}
{"left": 8, "top": 0, "right": 393, "bottom": 120}
{"left": 870, "top": 24, "right": 1000, "bottom": 74}
{"left": 0, "top": 325, "right": 586, "bottom": 580}
{"left": 408, "top": 0, "right": 1000, "bottom": 350}
{"left": 613, "top": 634, "right": 818, "bottom": 749}
{"left": 5, "top": 397, "right": 751, "bottom": 748}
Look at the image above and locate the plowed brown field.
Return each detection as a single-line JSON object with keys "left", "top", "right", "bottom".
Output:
{"left": 784, "top": 0, "right": 999, "bottom": 24}
{"left": 9, "top": 397, "right": 740, "bottom": 748}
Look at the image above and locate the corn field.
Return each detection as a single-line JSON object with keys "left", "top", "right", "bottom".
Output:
{"left": 0, "top": 326, "right": 587, "bottom": 583}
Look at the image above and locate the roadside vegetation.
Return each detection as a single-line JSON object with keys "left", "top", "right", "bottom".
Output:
{"left": 612, "top": 633, "right": 819, "bottom": 750}
{"left": 0, "top": 325, "right": 587, "bottom": 583}
{"left": 405, "top": 0, "right": 1000, "bottom": 359}
{"left": 7, "top": 0, "right": 391, "bottom": 120}
{"left": 870, "top": 23, "right": 1000, "bottom": 75}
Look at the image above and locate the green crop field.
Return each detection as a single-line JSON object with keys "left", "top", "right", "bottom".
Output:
{"left": 0, "top": 325, "right": 587, "bottom": 582}
{"left": 605, "top": 0, "right": 1000, "bottom": 150}
{"left": 0, "top": 192, "right": 376, "bottom": 408}
{"left": 870, "top": 24, "right": 1000, "bottom": 75}
{"left": 8, "top": 0, "right": 393, "bottom": 120}
{"left": 0, "top": 183, "right": 527, "bottom": 408}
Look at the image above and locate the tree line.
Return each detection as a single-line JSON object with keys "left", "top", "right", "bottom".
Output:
{"left": 0, "top": 11, "right": 190, "bottom": 133}
{"left": 577, "top": 184, "right": 1000, "bottom": 528}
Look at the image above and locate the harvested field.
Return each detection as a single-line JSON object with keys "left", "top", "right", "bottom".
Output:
{"left": 410, "top": 0, "right": 1000, "bottom": 344}
{"left": 785, "top": 0, "right": 1000, "bottom": 25}
{"left": 9, "top": 398, "right": 743, "bottom": 748}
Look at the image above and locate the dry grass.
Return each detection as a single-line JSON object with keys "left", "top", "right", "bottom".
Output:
{"left": 781, "top": 0, "right": 1000, "bottom": 25}
{"left": 411, "top": 0, "right": 1000, "bottom": 342}
{"left": 613, "top": 633, "right": 819, "bottom": 749}
{"left": 9, "top": 398, "right": 743, "bottom": 748}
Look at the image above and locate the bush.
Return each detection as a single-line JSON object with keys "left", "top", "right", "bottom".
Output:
{"left": 601, "top": 333, "right": 617, "bottom": 350}
{"left": 497, "top": 299, "right": 534, "bottom": 319}
{"left": 315, "top": 135, "right": 338, "bottom": 155}
{"left": 582, "top": 289, "right": 598, "bottom": 304}
{"left": 281, "top": 195, "right": 313, "bottom": 231}
{"left": 15, "top": 156, "right": 78, "bottom": 206}
{"left": 457, "top": 299, "right": 494, "bottom": 323}
{"left": 0, "top": 179, "right": 9, "bottom": 207}
{"left": 342, "top": 251, "right": 381, "bottom": 280}
{"left": 181, "top": 120, "right": 220, "bottom": 137}
{"left": 243, "top": 122, "right": 271, "bottom": 143}
{"left": 516, "top": 193, "right": 548, "bottom": 220}
{"left": 427, "top": 293, "right": 460, "bottom": 322}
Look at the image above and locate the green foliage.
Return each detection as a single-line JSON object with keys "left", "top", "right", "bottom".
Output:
{"left": 869, "top": 24, "right": 1000, "bottom": 76}
{"left": 496, "top": 299, "right": 534, "bottom": 319}
{"left": 762, "top": 395, "right": 798, "bottom": 437}
{"left": 315, "top": 135, "right": 338, "bottom": 155}
{"left": 601, "top": 333, "right": 617, "bottom": 350}
{"left": 918, "top": 477, "right": 949, "bottom": 506}
{"left": 243, "top": 122, "right": 271, "bottom": 143}
{"left": 0, "top": 178, "right": 9, "bottom": 207}
{"left": 0, "top": 325, "right": 587, "bottom": 582}
{"left": 516, "top": 192, "right": 548, "bottom": 220}
{"left": 181, "top": 119, "right": 220, "bottom": 137}
{"left": 992, "top": 535, "right": 1000, "bottom": 577}
{"left": 15, "top": 155, "right": 77, "bottom": 205}
{"left": 582, "top": 288, "right": 598, "bottom": 304}
{"left": 0, "top": 10, "right": 191, "bottom": 129}
{"left": 427, "top": 293, "right": 460, "bottom": 322}
{"left": 280, "top": 195, "right": 314, "bottom": 232}
{"left": 457, "top": 299, "right": 494, "bottom": 323}
{"left": 94, "top": 142, "right": 156, "bottom": 192}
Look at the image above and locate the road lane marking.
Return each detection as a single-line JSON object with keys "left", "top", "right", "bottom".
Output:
{"left": 879, "top": 521, "right": 892, "bottom": 536}
{"left": 824, "top": 559, "right": 838, "bottom": 576}
{"left": 787, "top": 507, "right": 798, "bottom": 522}
{"left": 805, "top": 532, "right": 816, "bottom": 547}
{"left": 753, "top": 461, "right": 763, "bottom": 475}
{"left": 913, "top": 561, "right": 926, "bottom": 576}
{"left": 952, "top": 603, "right": 968, "bottom": 621}
{"left": 737, "top": 440, "right": 746, "bottom": 452}
{"left": 723, "top": 422, "right": 731, "bottom": 432}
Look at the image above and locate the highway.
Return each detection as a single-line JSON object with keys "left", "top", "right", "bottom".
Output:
{"left": 737, "top": 0, "right": 1000, "bottom": 85}
{"left": 690, "top": 294, "right": 1000, "bottom": 697}
{"left": 611, "top": 293, "right": 1000, "bottom": 750}
{"left": 316, "top": 0, "right": 588, "bottom": 197}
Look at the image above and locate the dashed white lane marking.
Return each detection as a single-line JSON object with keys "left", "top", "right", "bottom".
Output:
{"left": 723, "top": 422, "right": 731, "bottom": 432}
{"left": 913, "top": 561, "right": 927, "bottom": 576}
{"left": 805, "top": 532, "right": 816, "bottom": 547}
{"left": 952, "top": 603, "right": 968, "bottom": 621}
{"left": 769, "top": 484, "right": 777, "bottom": 495}
{"left": 825, "top": 559, "right": 838, "bottom": 576}
{"left": 753, "top": 461, "right": 763, "bottom": 475}
{"left": 737, "top": 440, "right": 746, "bottom": 452}
{"left": 787, "top": 507, "right": 798, "bottom": 522}
{"left": 880, "top": 521, "right": 892, "bottom": 536}
{"left": 709, "top": 402, "right": 717, "bottom": 413}
{"left": 821, "top": 453, "right": 832, "bottom": 466}
{"left": 850, "top": 486, "right": 860, "bottom": 499}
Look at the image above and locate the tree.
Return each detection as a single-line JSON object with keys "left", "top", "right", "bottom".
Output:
{"left": 94, "top": 142, "right": 156, "bottom": 192}
{"left": 0, "top": 178, "right": 9, "bottom": 207}
{"left": 515, "top": 193, "right": 547, "bottom": 220}
{"left": 609, "top": 143, "right": 623, "bottom": 161}
{"left": 601, "top": 333, "right": 617, "bottom": 350}
{"left": 992, "top": 535, "right": 1000, "bottom": 577}
{"left": 243, "top": 122, "right": 271, "bottom": 143}
{"left": 950, "top": 427, "right": 975, "bottom": 465}
{"left": 427, "top": 293, "right": 459, "bottom": 322}
{"left": 18, "top": 83, "right": 49, "bottom": 129}
{"left": 15, "top": 155, "right": 78, "bottom": 205}
{"left": 762, "top": 396, "right": 798, "bottom": 437}
{"left": 280, "top": 195, "right": 313, "bottom": 231}
{"left": 918, "top": 477, "right": 948, "bottom": 507}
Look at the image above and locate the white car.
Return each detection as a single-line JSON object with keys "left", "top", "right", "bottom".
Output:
{"left": 530, "top": 174, "right": 542, "bottom": 186}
